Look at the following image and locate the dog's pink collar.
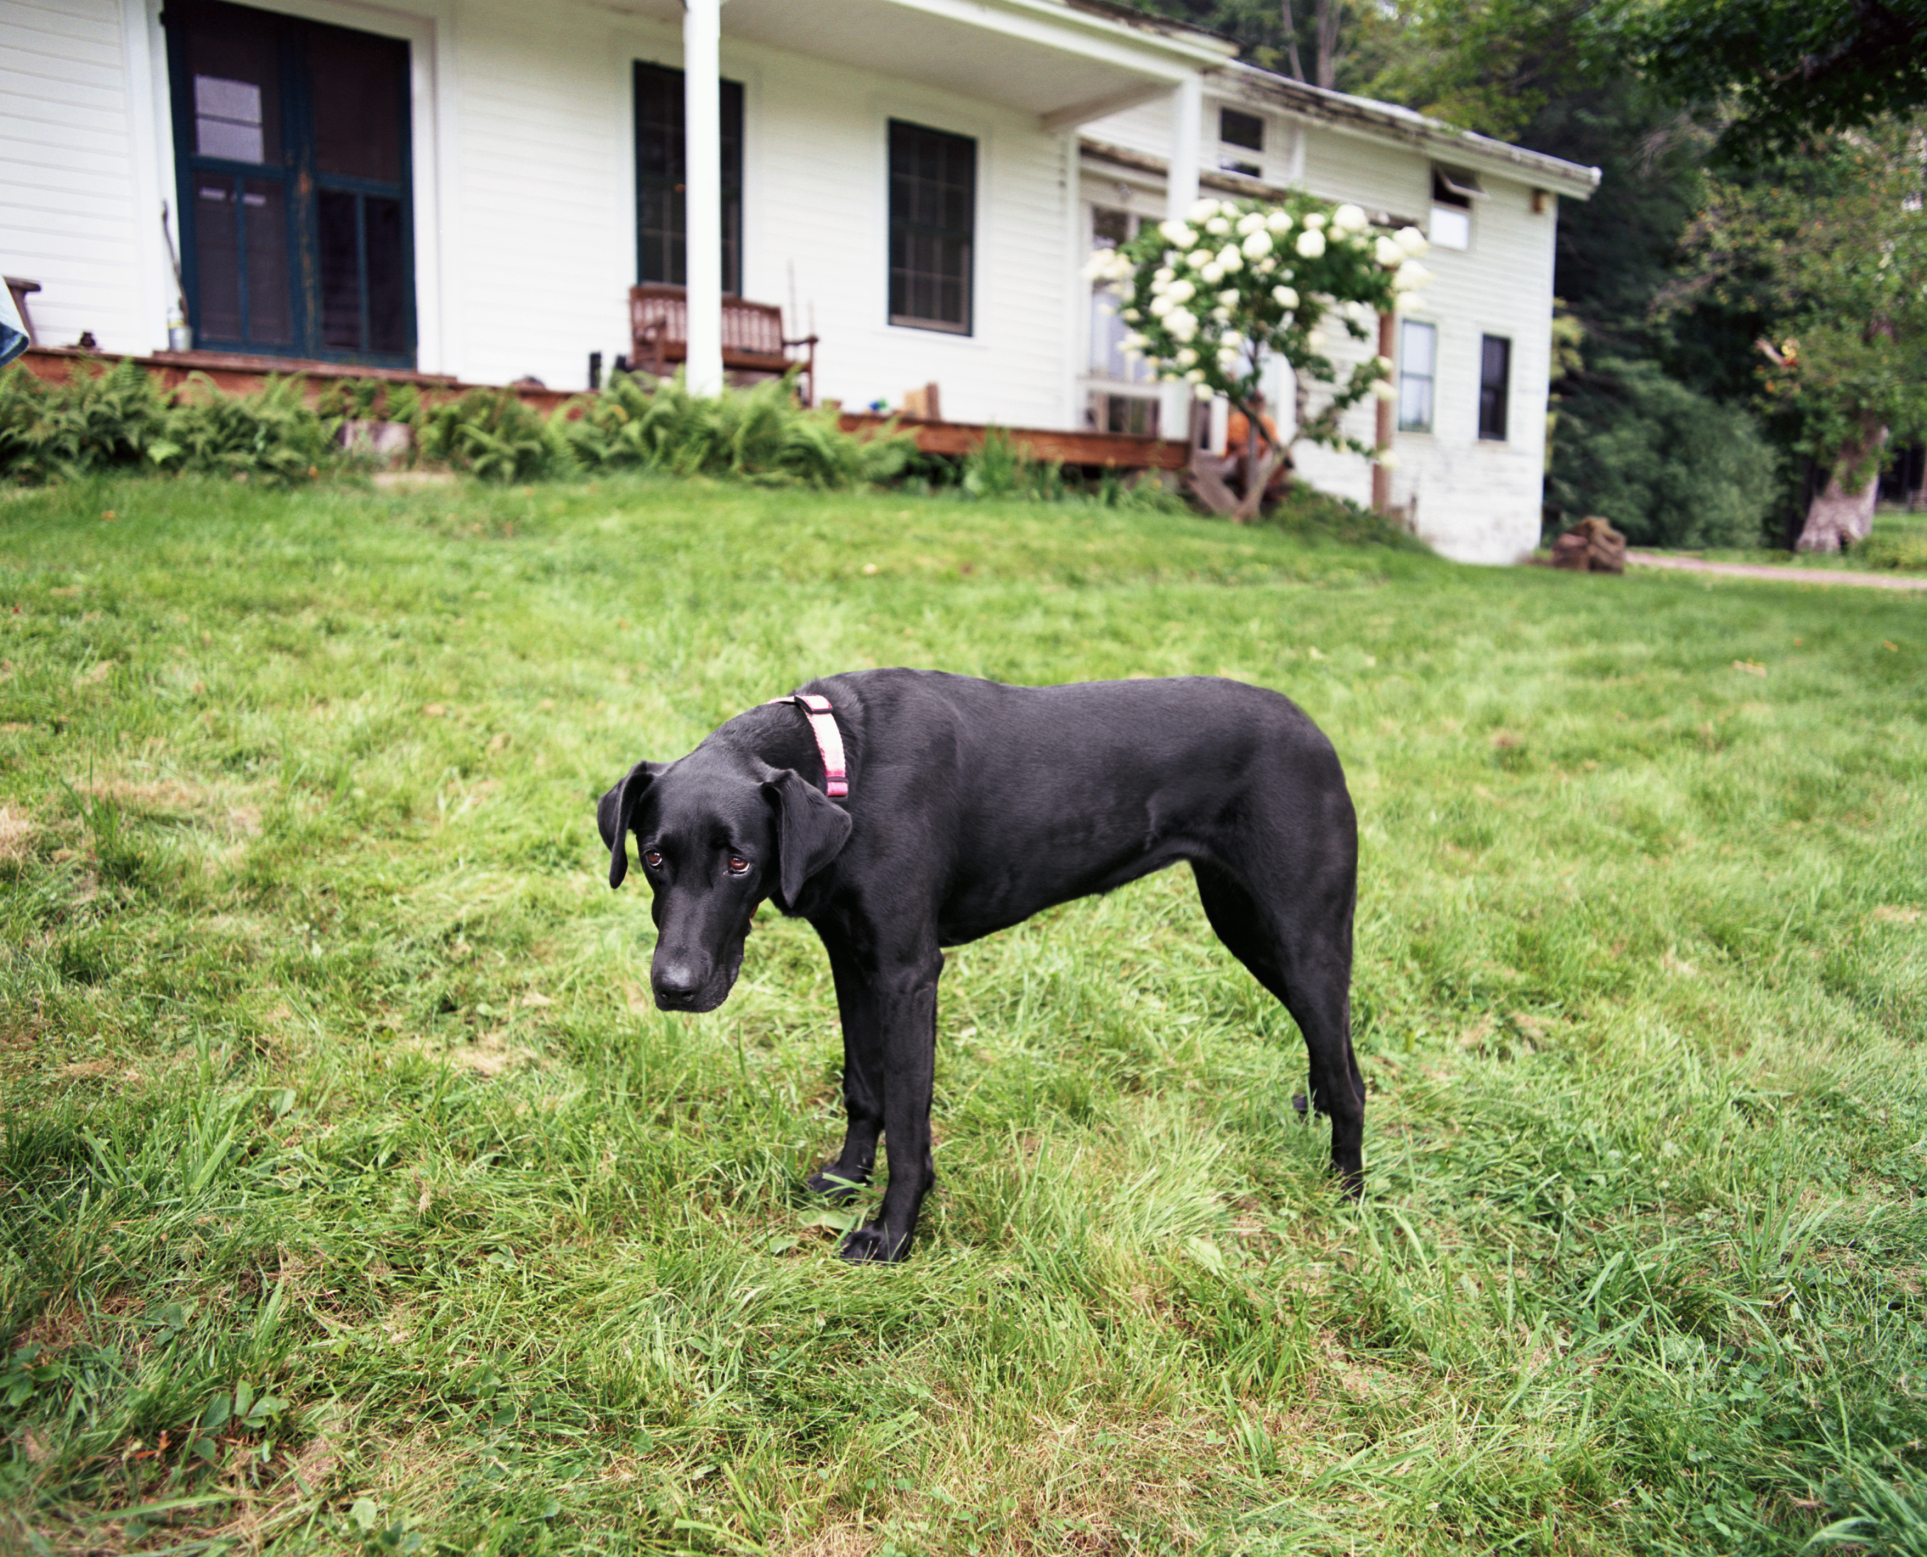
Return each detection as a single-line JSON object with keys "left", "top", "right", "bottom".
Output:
{"left": 768, "top": 692, "right": 849, "bottom": 798}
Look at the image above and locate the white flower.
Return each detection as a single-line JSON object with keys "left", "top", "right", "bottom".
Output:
{"left": 1371, "top": 380, "right": 1397, "bottom": 401}
{"left": 1347, "top": 301, "right": 1377, "bottom": 326}
{"left": 1185, "top": 368, "right": 1208, "bottom": 383}
{"left": 1123, "top": 332, "right": 1150, "bottom": 351}
{"left": 1241, "top": 229, "right": 1273, "bottom": 259}
{"left": 1189, "top": 196, "right": 1223, "bottom": 222}
{"left": 1333, "top": 203, "right": 1369, "bottom": 234}
{"left": 1210, "top": 305, "right": 1232, "bottom": 321}
{"left": 1392, "top": 261, "right": 1432, "bottom": 292}
{"left": 1376, "top": 449, "right": 1400, "bottom": 470}
{"left": 1206, "top": 216, "right": 1232, "bottom": 235}
{"left": 1167, "top": 279, "right": 1195, "bottom": 304}
{"left": 1176, "top": 347, "right": 1198, "bottom": 366}
{"left": 1236, "top": 212, "right": 1265, "bottom": 235}
{"left": 1271, "top": 285, "right": 1298, "bottom": 308}
{"left": 1302, "top": 211, "right": 1327, "bottom": 230}
{"left": 1221, "top": 330, "right": 1244, "bottom": 350}
{"left": 1122, "top": 307, "right": 1140, "bottom": 322}
{"left": 1217, "top": 245, "right": 1243, "bottom": 272}
{"left": 1295, "top": 228, "right": 1326, "bottom": 259}
{"left": 1307, "top": 327, "right": 1328, "bottom": 351}
{"left": 1154, "top": 266, "right": 1176, "bottom": 285}
{"left": 1160, "top": 221, "right": 1196, "bottom": 248}
{"left": 1256, "top": 256, "right": 1277, "bottom": 275}
{"left": 1375, "top": 235, "right": 1405, "bottom": 268}
{"left": 1167, "top": 308, "right": 1198, "bottom": 341}
{"left": 1266, "top": 210, "right": 1294, "bottom": 233}
{"left": 1081, "top": 248, "right": 1119, "bottom": 281}
{"left": 1149, "top": 294, "right": 1173, "bottom": 317}
{"left": 1200, "top": 263, "right": 1224, "bottom": 284}
{"left": 1396, "top": 226, "right": 1429, "bottom": 256}
{"left": 1375, "top": 354, "right": 1394, "bottom": 373}
{"left": 1187, "top": 248, "right": 1212, "bottom": 269}
{"left": 1218, "top": 288, "right": 1241, "bottom": 306}
{"left": 1393, "top": 291, "right": 1416, "bottom": 314}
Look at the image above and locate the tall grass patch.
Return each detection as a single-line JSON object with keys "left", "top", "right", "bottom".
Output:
{"left": 2, "top": 475, "right": 1924, "bottom": 1555}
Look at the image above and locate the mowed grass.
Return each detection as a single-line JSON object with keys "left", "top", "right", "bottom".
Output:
{"left": 1, "top": 473, "right": 1924, "bottom": 1557}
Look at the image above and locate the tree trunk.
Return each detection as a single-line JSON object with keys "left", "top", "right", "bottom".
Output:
{"left": 1314, "top": 0, "right": 1340, "bottom": 89}
{"left": 1796, "top": 422, "right": 1887, "bottom": 552}
{"left": 1280, "top": 0, "right": 1305, "bottom": 81}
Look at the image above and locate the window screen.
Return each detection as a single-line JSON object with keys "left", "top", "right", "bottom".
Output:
{"left": 1479, "top": 334, "right": 1511, "bottom": 440}
{"left": 888, "top": 120, "right": 975, "bottom": 333}
{"left": 1398, "top": 319, "right": 1436, "bottom": 433}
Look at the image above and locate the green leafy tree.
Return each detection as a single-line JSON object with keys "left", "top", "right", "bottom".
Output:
{"left": 1614, "top": 0, "right": 1927, "bottom": 161}
{"left": 1661, "top": 118, "right": 1927, "bottom": 549}
{"left": 1087, "top": 192, "right": 1431, "bottom": 521}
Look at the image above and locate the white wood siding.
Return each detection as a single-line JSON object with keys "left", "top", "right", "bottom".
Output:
{"left": 0, "top": 0, "right": 159, "bottom": 353}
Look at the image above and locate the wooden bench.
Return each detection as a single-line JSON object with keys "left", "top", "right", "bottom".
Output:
{"left": 626, "top": 284, "right": 817, "bottom": 405}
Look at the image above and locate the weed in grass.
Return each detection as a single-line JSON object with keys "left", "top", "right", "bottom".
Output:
{"left": 1, "top": 473, "right": 1924, "bottom": 1555}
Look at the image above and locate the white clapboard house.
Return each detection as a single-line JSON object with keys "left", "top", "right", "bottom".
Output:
{"left": 1, "top": 0, "right": 1597, "bottom": 561}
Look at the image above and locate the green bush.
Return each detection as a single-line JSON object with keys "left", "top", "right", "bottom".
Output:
{"left": 1547, "top": 355, "right": 1780, "bottom": 548}
{"left": 1857, "top": 525, "right": 1927, "bottom": 571}
{"left": 562, "top": 371, "right": 914, "bottom": 488}
{"left": 415, "top": 387, "right": 573, "bottom": 483}
{"left": 1261, "top": 479, "right": 1434, "bottom": 550}
{"left": 0, "top": 359, "right": 341, "bottom": 486}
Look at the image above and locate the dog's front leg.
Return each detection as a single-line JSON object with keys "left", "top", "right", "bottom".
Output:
{"left": 838, "top": 947, "right": 943, "bottom": 1263}
{"left": 807, "top": 938, "right": 885, "bottom": 1201}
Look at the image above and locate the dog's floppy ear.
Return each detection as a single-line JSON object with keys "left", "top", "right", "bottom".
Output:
{"left": 597, "top": 759, "right": 663, "bottom": 889}
{"left": 762, "top": 768, "right": 853, "bottom": 905}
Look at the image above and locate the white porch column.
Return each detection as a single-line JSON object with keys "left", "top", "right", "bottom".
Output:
{"left": 1161, "top": 72, "right": 1203, "bottom": 441}
{"left": 683, "top": 0, "right": 724, "bottom": 396}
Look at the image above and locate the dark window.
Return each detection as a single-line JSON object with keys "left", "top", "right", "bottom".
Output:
{"left": 166, "top": 0, "right": 413, "bottom": 365}
{"left": 1479, "top": 334, "right": 1511, "bottom": 440}
{"left": 1220, "top": 108, "right": 1264, "bottom": 151}
{"left": 888, "top": 120, "right": 974, "bottom": 333}
{"left": 633, "top": 62, "right": 744, "bottom": 296}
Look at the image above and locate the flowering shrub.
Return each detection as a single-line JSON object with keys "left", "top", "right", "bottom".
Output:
{"left": 1083, "top": 193, "right": 1431, "bottom": 516}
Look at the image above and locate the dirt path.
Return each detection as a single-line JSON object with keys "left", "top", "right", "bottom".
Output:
{"left": 1625, "top": 550, "right": 1927, "bottom": 593}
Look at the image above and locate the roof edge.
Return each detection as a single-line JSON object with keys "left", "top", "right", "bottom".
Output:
{"left": 1217, "top": 61, "right": 1601, "bottom": 197}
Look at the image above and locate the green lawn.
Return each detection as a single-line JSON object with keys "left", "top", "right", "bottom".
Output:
{"left": 2, "top": 474, "right": 1924, "bottom": 1557}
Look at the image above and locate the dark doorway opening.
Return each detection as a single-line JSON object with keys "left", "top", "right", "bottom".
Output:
{"left": 166, "top": 0, "right": 415, "bottom": 367}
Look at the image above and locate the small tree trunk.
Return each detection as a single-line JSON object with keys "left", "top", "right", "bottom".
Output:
{"left": 1314, "top": 0, "right": 1340, "bottom": 89}
{"left": 1280, "top": 0, "right": 1305, "bottom": 81}
{"left": 1797, "top": 422, "right": 1887, "bottom": 552}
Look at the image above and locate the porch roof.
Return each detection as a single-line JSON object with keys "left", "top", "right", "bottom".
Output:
{"left": 603, "top": 0, "right": 1235, "bottom": 127}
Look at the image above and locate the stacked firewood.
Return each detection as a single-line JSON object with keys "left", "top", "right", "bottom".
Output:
{"left": 1550, "top": 516, "right": 1627, "bottom": 573}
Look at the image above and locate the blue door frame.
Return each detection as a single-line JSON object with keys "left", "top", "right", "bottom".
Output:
{"left": 165, "top": 0, "right": 416, "bottom": 369}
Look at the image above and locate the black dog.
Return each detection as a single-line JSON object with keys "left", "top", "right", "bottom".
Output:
{"left": 597, "top": 670, "right": 1361, "bottom": 1262}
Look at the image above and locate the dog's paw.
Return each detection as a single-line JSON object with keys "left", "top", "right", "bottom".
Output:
{"left": 837, "top": 1225, "right": 904, "bottom": 1263}
{"left": 806, "top": 1168, "right": 868, "bottom": 1202}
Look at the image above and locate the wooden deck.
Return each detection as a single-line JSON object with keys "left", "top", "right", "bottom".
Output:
{"left": 12, "top": 347, "right": 579, "bottom": 414}
{"left": 837, "top": 411, "right": 1189, "bottom": 471}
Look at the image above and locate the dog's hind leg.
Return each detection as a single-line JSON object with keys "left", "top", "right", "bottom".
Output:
{"left": 1193, "top": 860, "right": 1363, "bottom": 1195}
{"left": 807, "top": 935, "right": 885, "bottom": 1201}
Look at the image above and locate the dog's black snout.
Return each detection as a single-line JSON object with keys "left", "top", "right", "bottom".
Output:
{"left": 652, "top": 958, "right": 705, "bottom": 1004}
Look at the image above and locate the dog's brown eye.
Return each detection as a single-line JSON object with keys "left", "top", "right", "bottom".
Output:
{"left": 644, "top": 850, "right": 663, "bottom": 869}
{"left": 727, "top": 855, "right": 749, "bottom": 875}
